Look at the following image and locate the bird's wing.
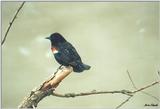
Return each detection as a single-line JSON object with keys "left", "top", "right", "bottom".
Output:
{"left": 59, "top": 42, "right": 82, "bottom": 64}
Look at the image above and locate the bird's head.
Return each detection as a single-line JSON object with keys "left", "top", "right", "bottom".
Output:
{"left": 46, "top": 32, "right": 67, "bottom": 46}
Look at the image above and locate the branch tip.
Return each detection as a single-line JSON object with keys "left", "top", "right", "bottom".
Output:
{"left": 2, "top": 1, "right": 25, "bottom": 45}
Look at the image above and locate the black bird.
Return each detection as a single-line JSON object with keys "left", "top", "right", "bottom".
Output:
{"left": 46, "top": 32, "right": 91, "bottom": 73}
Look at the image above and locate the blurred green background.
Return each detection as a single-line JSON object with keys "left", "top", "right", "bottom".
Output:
{"left": 2, "top": 1, "right": 160, "bottom": 109}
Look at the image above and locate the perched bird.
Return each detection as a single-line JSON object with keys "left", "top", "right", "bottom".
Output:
{"left": 46, "top": 32, "right": 91, "bottom": 73}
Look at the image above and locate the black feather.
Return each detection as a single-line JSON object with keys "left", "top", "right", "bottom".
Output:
{"left": 46, "top": 32, "right": 91, "bottom": 73}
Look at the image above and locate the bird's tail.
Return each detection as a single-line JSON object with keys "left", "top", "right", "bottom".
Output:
{"left": 82, "top": 64, "right": 91, "bottom": 70}
{"left": 73, "top": 63, "right": 91, "bottom": 73}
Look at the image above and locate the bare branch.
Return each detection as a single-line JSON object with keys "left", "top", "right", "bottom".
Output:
{"left": 127, "top": 70, "right": 137, "bottom": 89}
{"left": 132, "top": 81, "right": 160, "bottom": 93}
{"left": 18, "top": 67, "right": 160, "bottom": 109}
{"left": 114, "top": 70, "right": 136, "bottom": 109}
{"left": 127, "top": 70, "right": 160, "bottom": 102}
{"left": 1, "top": 1, "right": 25, "bottom": 45}
{"left": 115, "top": 96, "right": 133, "bottom": 109}
{"left": 140, "top": 91, "right": 160, "bottom": 102}
{"left": 116, "top": 71, "right": 160, "bottom": 109}
{"left": 18, "top": 66, "right": 73, "bottom": 108}
{"left": 52, "top": 89, "right": 133, "bottom": 98}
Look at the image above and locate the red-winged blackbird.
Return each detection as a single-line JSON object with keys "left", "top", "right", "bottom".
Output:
{"left": 46, "top": 32, "right": 91, "bottom": 73}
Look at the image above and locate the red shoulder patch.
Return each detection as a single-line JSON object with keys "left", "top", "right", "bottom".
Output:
{"left": 51, "top": 47, "right": 58, "bottom": 54}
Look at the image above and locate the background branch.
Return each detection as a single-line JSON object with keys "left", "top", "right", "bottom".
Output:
{"left": 115, "top": 70, "right": 160, "bottom": 109}
{"left": 127, "top": 70, "right": 159, "bottom": 101}
{"left": 115, "top": 96, "right": 133, "bottom": 109}
{"left": 127, "top": 70, "right": 137, "bottom": 89}
{"left": 1, "top": 1, "right": 25, "bottom": 45}
{"left": 18, "top": 66, "right": 160, "bottom": 109}
{"left": 52, "top": 80, "right": 160, "bottom": 99}
{"left": 52, "top": 89, "right": 133, "bottom": 98}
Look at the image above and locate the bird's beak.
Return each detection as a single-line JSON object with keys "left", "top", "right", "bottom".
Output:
{"left": 45, "top": 37, "right": 50, "bottom": 40}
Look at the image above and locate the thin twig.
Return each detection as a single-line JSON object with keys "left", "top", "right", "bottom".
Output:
{"left": 114, "top": 70, "right": 136, "bottom": 109}
{"left": 116, "top": 71, "right": 160, "bottom": 109}
{"left": 52, "top": 81, "right": 160, "bottom": 98}
{"left": 52, "top": 90, "right": 133, "bottom": 98}
{"left": 132, "top": 81, "right": 160, "bottom": 93}
{"left": 127, "top": 70, "right": 160, "bottom": 101}
{"left": 127, "top": 70, "right": 137, "bottom": 89}
{"left": 115, "top": 96, "right": 133, "bottom": 109}
{"left": 1, "top": 1, "right": 25, "bottom": 45}
{"left": 140, "top": 91, "right": 160, "bottom": 102}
